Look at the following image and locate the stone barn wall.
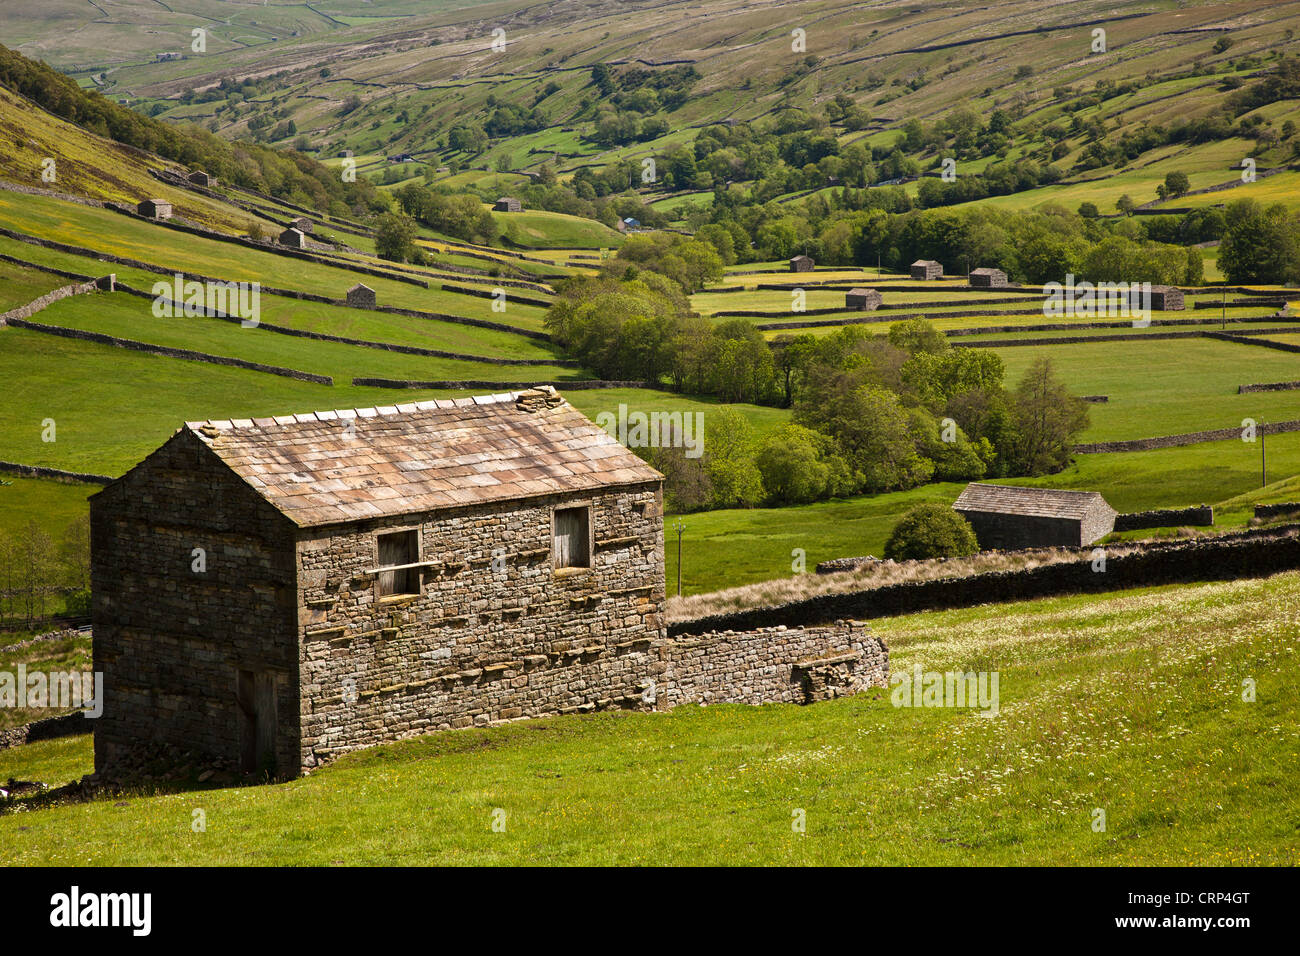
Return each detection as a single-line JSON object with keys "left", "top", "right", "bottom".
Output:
{"left": 959, "top": 511, "right": 1088, "bottom": 550}
{"left": 295, "top": 485, "right": 666, "bottom": 766}
{"left": 91, "top": 430, "right": 301, "bottom": 777}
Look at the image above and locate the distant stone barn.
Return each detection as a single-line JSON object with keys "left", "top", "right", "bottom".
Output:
{"left": 346, "top": 283, "right": 376, "bottom": 308}
{"left": 188, "top": 170, "right": 214, "bottom": 188}
{"left": 494, "top": 197, "right": 522, "bottom": 212}
{"left": 953, "top": 483, "right": 1117, "bottom": 550}
{"left": 789, "top": 255, "right": 815, "bottom": 272}
{"left": 845, "top": 288, "right": 882, "bottom": 311}
{"left": 90, "top": 388, "right": 889, "bottom": 778}
{"left": 137, "top": 199, "right": 172, "bottom": 220}
{"left": 1150, "top": 285, "right": 1185, "bottom": 310}
{"left": 279, "top": 227, "right": 306, "bottom": 249}
{"left": 291, "top": 217, "right": 314, "bottom": 235}
{"left": 911, "top": 259, "right": 943, "bottom": 281}
{"left": 969, "top": 267, "right": 1008, "bottom": 288}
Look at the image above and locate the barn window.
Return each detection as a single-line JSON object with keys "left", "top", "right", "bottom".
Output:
{"left": 376, "top": 529, "right": 420, "bottom": 596}
{"left": 553, "top": 506, "right": 590, "bottom": 569}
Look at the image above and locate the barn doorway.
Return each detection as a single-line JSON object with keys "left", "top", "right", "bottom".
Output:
{"left": 236, "top": 669, "right": 278, "bottom": 774}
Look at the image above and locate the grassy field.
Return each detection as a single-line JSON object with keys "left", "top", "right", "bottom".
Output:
{"left": 992, "top": 338, "right": 1300, "bottom": 441}
{"left": 23, "top": 293, "right": 580, "bottom": 385}
{"left": 0, "top": 192, "right": 552, "bottom": 331}
{"left": 2, "top": 571, "right": 1295, "bottom": 865}
{"left": 494, "top": 209, "right": 623, "bottom": 249}
{"left": 0, "top": 237, "right": 559, "bottom": 358}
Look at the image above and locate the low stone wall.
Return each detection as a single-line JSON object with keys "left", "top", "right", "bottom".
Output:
{"left": 670, "top": 527, "right": 1300, "bottom": 635}
{"left": 752, "top": 282, "right": 1042, "bottom": 294}
{"left": 965, "top": 330, "right": 1208, "bottom": 348}
{"left": 1209, "top": 332, "right": 1300, "bottom": 354}
{"left": 1193, "top": 298, "right": 1287, "bottom": 309}
{"left": 1254, "top": 503, "right": 1300, "bottom": 520}
{"left": 749, "top": 307, "right": 1045, "bottom": 325}
{"left": 947, "top": 316, "right": 1292, "bottom": 337}
{"left": 102, "top": 203, "right": 433, "bottom": 288}
{"left": 1114, "top": 506, "right": 1214, "bottom": 531}
{"left": 0, "top": 238, "right": 551, "bottom": 345}
{"left": 658, "top": 622, "right": 888, "bottom": 710}
{"left": 0, "top": 278, "right": 102, "bottom": 327}
{"left": 0, "top": 460, "right": 112, "bottom": 484}
{"left": 1239, "top": 380, "right": 1300, "bottom": 393}
{"left": 1075, "top": 418, "right": 1300, "bottom": 453}
{"left": 104, "top": 280, "right": 573, "bottom": 367}
{"left": 0, "top": 712, "right": 90, "bottom": 752}
{"left": 352, "top": 377, "right": 650, "bottom": 390}
{"left": 816, "top": 556, "right": 886, "bottom": 574}
{"left": 438, "top": 283, "right": 552, "bottom": 309}
{"left": 9, "top": 319, "right": 333, "bottom": 385}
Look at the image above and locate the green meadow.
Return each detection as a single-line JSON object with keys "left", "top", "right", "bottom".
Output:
{"left": 2, "top": 573, "right": 1295, "bottom": 865}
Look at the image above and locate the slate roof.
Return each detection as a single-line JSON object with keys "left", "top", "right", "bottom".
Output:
{"left": 952, "top": 483, "right": 1114, "bottom": 521}
{"left": 184, "top": 388, "right": 662, "bottom": 528}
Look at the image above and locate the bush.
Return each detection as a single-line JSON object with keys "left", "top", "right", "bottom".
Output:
{"left": 64, "top": 589, "right": 91, "bottom": 616}
{"left": 884, "top": 504, "right": 979, "bottom": 560}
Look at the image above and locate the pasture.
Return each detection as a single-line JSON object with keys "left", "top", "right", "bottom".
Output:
{"left": 2, "top": 572, "right": 1296, "bottom": 865}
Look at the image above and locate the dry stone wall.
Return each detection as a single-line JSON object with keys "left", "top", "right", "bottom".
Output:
{"left": 1114, "top": 506, "right": 1214, "bottom": 531}
{"left": 671, "top": 526, "right": 1300, "bottom": 635}
{"left": 1075, "top": 419, "right": 1300, "bottom": 453}
{"left": 658, "top": 622, "right": 887, "bottom": 710}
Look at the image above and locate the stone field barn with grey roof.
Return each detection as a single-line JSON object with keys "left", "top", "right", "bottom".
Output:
{"left": 90, "top": 387, "right": 886, "bottom": 777}
{"left": 953, "top": 483, "right": 1117, "bottom": 550}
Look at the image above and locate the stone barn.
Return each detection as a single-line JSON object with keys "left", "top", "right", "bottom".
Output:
{"left": 1150, "top": 285, "right": 1185, "bottom": 310}
{"left": 969, "top": 267, "right": 1008, "bottom": 288}
{"left": 953, "top": 483, "right": 1117, "bottom": 550}
{"left": 911, "top": 259, "right": 943, "bottom": 281}
{"left": 90, "top": 387, "right": 889, "bottom": 778}
{"left": 494, "top": 197, "right": 522, "bottom": 212}
{"left": 188, "top": 170, "right": 214, "bottom": 188}
{"left": 845, "top": 288, "right": 882, "bottom": 311}
{"left": 137, "top": 199, "right": 172, "bottom": 220}
{"left": 789, "top": 255, "right": 815, "bottom": 273}
{"left": 346, "top": 283, "right": 376, "bottom": 309}
{"left": 291, "top": 217, "right": 314, "bottom": 235}
{"left": 279, "top": 227, "right": 306, "bottom": 249}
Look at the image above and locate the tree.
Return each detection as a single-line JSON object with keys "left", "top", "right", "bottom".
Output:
{"left": 651, "top": 446, "right": 712, "bottom": 513}
{"left": 704, "top": 407, "right": 763, "bottom": 508}
{"left": 374, "top": 212, "right": 418, "bottom": 262}
{"left": 1164, "top": 171, "right": 1190, "bottom": 198}
{"left": 1006, "top": 358, "right": 1090, "bottom": 475}
{"left": 883, "top": 504, "right": 979, "bottom": 560}
{"left": 16, "top": 520, "right": 54, "bottom": 626}
{"left": 1116, "top": 194, "right": 1136, "bottom": 216}
{"left": 754, "top": 424, "right": 856, "bottom": 504}
{"left": 795, "top": 376, "right": 933, "bottom": 492}
{"left": 1218, "top": 199, "right": 1300, "bottom": 283}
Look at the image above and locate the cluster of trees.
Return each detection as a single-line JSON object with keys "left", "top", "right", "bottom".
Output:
{"left": 393, "top": 184, "right": 500, "bottom": 245}
{"left": 683, "top": 199, "right": 1205, "bottom": 286}
{"left": 1218, "top": 198, "right": 1300, "bottom": 284}
{"left": 646, "top": 336, "right": 1087, "bottom": 512}
{"left": 0, "top": 45, "right": 384, "bottom": 218}
{"left": 547, "top": 266, "right": 1091, "bottom": 511}
{"left": 0, "top": 516, "right": 90, "bottom": 626}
